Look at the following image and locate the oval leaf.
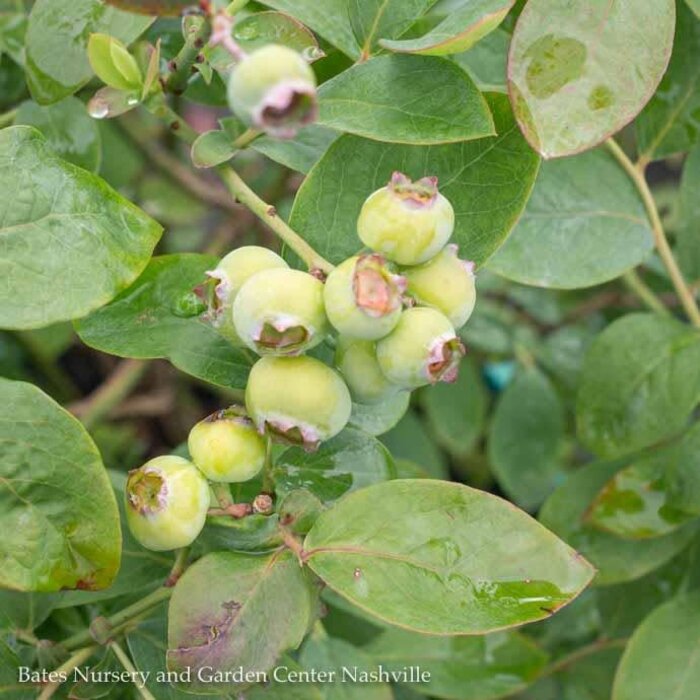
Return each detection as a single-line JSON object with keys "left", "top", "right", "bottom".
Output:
{"left": 488, "top": 367, "right": 564, "bottom": 511}
{"left": 0, "top": 378, "right": 121, "bottom": 592}
{"left": 26, "top": 0, "right": 152, "bottom": 105}
{"left": 290, "top": 92, "right": 540, "bottom": 267}
{"left": 612, "top": 591, "right": 700, "bottom": 700}
{"left": 167, "top": 550, "right": 317, "bottom": 693}
{"left": 488, "top": 148, "right": 654, "bottom": 288}
{"left": 14, "top": 97, "right": 102, "bottom": 172}
{"left": 636, "top": 2, "right": 700, "bottom": 161}
{"left": 381, "top": 0, "right": 514, "bottom": 56}
{"left": 348, "top": 392, "right": 410, "bottom": 437}
{"left": 274, "top": 427, "right": 395, "bottom": 503}
{"left": 233, "top": 11, "right": 323, "bottom": 58}
{"left": 364, "top": 627, "right": 548, "bottom": 700}
{"left": 304, "top": 479, "right": 595, "bottom": 635}
{"left": 577, "top": 314, "right": 700, "bottom": 458}
{"left": 507, "top": 0, "right": 676, "bottom": 157}
{"left": 0, "top": 126, "right": 162, "bottom": 330}
{"left": 104, "top": 0, "right": 191, "bottom": 15}
{"left": 317, "top": 54, "right": 494, "bottom": 144}
{"left": 540, "top": 456, "right": 699, "bottom": 585}
{"left": 75, "top": 254, "right": 253, "bottom": 390}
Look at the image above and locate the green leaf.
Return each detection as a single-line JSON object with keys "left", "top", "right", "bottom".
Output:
{"left": 487, "top": 148, "right": 654, "bottom": 289}
{"left": 290, "top": 92, "right": 540, "bottom": 267}
{"left": 14, "top": 97, "right": 102, "bottom": 172}
{"left": 191, "top": 130, "right": 236, "bottom": 169}
{"left": 636, "top": 1, "right": 700, "bottom": 161}
{"left": 87, "top": 33, "right": 142, "bottom": 92}
{"left": 167, "top": 550, "right": 317, "bottom": 693}
{"left": 198, "top": 514, "right": 283, "bottom": 553}
{"left": 304, "top": 479, "right": 595, "bottom": 635}
{"left": 586, "top": 455, "right": 695, "bottom": 540}
{"left": 381, "top": 408, "right": 449, "bottom": 478}
{"left": 25, "top": 0, "right": 152, "bottom": 105}
{"left": 612, "top": 591, "right": 700, "bottom": 700}
{"left": 261, "top": 0, "right": 361, "bottom": 58}
{"left": 274, "top": 427, "right": 396, "bottom": 503}
{"left": 0, "top": 639, "right": 33, "bottom": 699}
{"left": 365, "top": 627, "right": 547, "bottom": 700}
{"left": 540, "top": 455, "right": 700, "bottom": 585}
{"left": 75, "top": 255, "right": 254, "bottom": 390}
{"left": 233, "top": 11, "right": 323, "bottom": 58}
{"left": 349, "top": 392, "right": 410, "bottom": 437}
{"left": 251, "top": 125, "right": 338, "bottom": 175}
{"left": 349, "top": 0, "right": 438, "bottom": 57}
{"left": 0, "top": 378, "right": 121, "bottom": 592}
{"left": 677, "top": 146, "right": 700, "bottom": 280}
{"left": 104, "top": 0, "right": 191, "bottom": 15}
{"left": 0, "top": 126, "right": 161, "bottom": 330}
{"left": 665, "top": 423, "right": 700, "bottom": 516}
{"left": 381, "top": 0, "right": 514, "bottom": 56}
{"left": 421, "top": 357, "right": 487, "bottom": 459}
{"left": 687, "top": 0, "right": 700, "bottom": 17}
{"left": 245, "top": 657, "right": 324, "bottom": 700}
{"left": 488, "top": 366, "right": 564, "bottom": 511}
{"left": 577, "top": 314, "right": 700, "bottom": 458}
{"left": 0, "top": 590, "right": 59, "bottom": 631}
{"left": 507, "top": 0, "right": 675, "bottom": 158}
{"left": 317, "top": 54, "right": 494, "bottom": 144}
{"left": 299, "top": 636, "right": 393, "bottom": 700}
{"left": 452, "top": 28, "right": 509, "bottom": 90}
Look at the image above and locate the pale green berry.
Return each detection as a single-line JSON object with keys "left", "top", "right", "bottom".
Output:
{"left": 188, "top": 409, "right": 266, "bottom": 483}
{"left": 228, "top": 44, "right": 318, "bottom": 139}
{"left": 357, "top": 172, "right": 455, "bottom": 266}
{"left": 376, "top": 307, "right": 465, "bottom": 389}
{"left": 206, "top": 246, "right": 289, "bottom": 345}
{"left": 125, "top": 456, "right": 210, "bottom": 552}
{"left": 323, "top": 254, "right": 406, "bottom": 340}
{"left": 246, "top": 355, "right": 351, "bottom": 450}
{"left": 233, "top": 268, "right": 328, "bottom": 355}
{"left": 335, "top": 336, "right": 400, "bottom": 404}
{"left": 403, "top": 245, "right": 476, "bottom": 329}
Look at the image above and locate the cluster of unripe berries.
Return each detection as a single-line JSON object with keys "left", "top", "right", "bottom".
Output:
{"left": 126, "top": 173, "right": 476, "bottom": 552}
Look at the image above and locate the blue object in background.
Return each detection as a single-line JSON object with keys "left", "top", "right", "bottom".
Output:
{"left": 483, "top": 360, "right": 516, "bottom": 392}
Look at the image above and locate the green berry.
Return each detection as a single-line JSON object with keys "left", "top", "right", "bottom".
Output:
{"left": 206, "top": 246, "right": 289, "bottom": 345}
{"left": 227, "top": 44, "right": 318, "bottom": 139}
{"left": 125, "top": 456, "right": 210, "bottom": 552}
{"left": 403, "top": 245, "right": 476, "bottom": 329}
{"left": 323, "top": 254, "right": 406, "bottom": 340}
{"left": 335, "top": 336, "right": 400, "bottom": 404}
{"left": 246, "top": 355, "right": 351, "bottom": 450}
{"left": 357, "top": 172, "right": 454, "bottom": 265}
{"left": 233, "top": 268, "right": 329, "bottom": 355}
{"left": 188, "top": 409, "right": 266, "bottom": 483}
{"left": 376, "top": 307, "right": 465, "bottom": 389}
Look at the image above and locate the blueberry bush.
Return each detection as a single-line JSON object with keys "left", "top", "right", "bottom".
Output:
{"left": 2, "top": 0, "right": 700, "bottom": 698}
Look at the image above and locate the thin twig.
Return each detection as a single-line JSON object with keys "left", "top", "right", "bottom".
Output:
{"left": 621, "top": 269, "right": 670, "bottom": 316}
{"left": 37, "top": 646, "right": 96, "bottom": 700}
{"left": 606, "top": 139, "right": 700, "bottom": 327}
{"left": 110, "top": 641, "right": 157, "bottom": 700}
{"left": 0, "top": 107, "right": 17, "bottom": 128}
{"left": 538, "top": 637, "right": 628, "bottom": 679}
{"left": 163, "top": 17, "right": 211, "bottom": 95}
{"left": 70, "top": 359, "right": 148, "bottom": 429}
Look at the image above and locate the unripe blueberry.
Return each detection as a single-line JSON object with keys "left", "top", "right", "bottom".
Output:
{"left": 376, "top": 307, "right": 465, "bottom": 389}
{"left": 227, "top": 44, "right": 318, "bottom": 139}
{"left": 246, "top": 355, "right": 352, "bottom": 450}
{"left": 233, "top": 268, "right": 329, "bottom": 355}
{"left": 206, "top": 246, "right": 289, "bottom": 345}
{"left": 403, "top": 245, "right": 476, "bottom": 329}
{"left": 335, "top": 336, "right": 401, "bottom": 404}
{"left": 125, "top": 456, "right": 210, "bottom": 552}
{"left": 323, "top": 254, "right": 406, "bottom": 340}
{"left": 188, "top": 409, "right": 266, "bottom": 483}
{"left": 357, "top": 172, "right": 455, "bottom": 266}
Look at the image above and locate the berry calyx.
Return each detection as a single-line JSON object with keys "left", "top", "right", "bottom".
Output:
{"left": 227, "top": 44, "right": 318, "bottom": 139}
{"left": 205, "top": 246, "right": 289, "bottom": 345}
{"left": 335, "top": 336, "right": 401, "bottom": 404}
{"left": 245, "top": 355, "right": 351, "bottom": 451}
{"left": 125, "top": 456, "right": 210, "bottom": 552}
{"left": 357, "top": 172, "right": 455, "bottom": 265}
{"left": 232, "top": 268, "right": 328, "bottom": 356}
{"left": 403, "top": 244, "right": 477, "bottom": 329}
{"left": 188, "top": 408, "right": 266, "bottom": 483}
{"left": 376, "top": 307, "right": 465, "bottom": 389}
{"left": 323, "top": 254, "right": 406, "bottom": 340}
